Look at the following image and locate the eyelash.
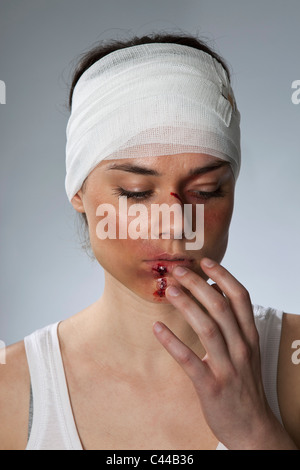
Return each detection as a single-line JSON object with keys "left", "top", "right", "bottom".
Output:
{"left": 113, "top": 187, "right": 224, "bottom": 201}
{"left": 113, "top": 188, "right": 153, "bottom": 200}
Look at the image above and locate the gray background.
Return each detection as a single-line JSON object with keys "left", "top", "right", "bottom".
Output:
{"left": 0, "top": 0, "right": 299, "bottom": 345}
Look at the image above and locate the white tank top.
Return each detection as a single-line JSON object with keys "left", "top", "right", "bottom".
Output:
{"left": 24, "top": 304, "right": 284, "bottom": 450}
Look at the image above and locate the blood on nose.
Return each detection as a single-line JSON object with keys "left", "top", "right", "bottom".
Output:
{"left": 170, "top": 192, "right": 183, "bottom": 204}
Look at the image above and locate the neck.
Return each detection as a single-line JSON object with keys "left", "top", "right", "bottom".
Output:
{"left": 78, "top": 270, "right": 204, "bottom": 381}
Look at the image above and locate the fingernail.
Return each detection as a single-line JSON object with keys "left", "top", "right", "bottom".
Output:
{"left": 166, "top": 286, "right": 181, "bottom": 297}
{"left": 201, "top": 258, "right": 216, "bottom": 268}
{"left": 153, "top": 321, "right": 163, "bottom": 333}
{"left": 173, "top": 266, "right": 188, "bottom": 276}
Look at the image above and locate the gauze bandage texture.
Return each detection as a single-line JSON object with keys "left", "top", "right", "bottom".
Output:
{"left": 66, "top": 43, "right": 241, "bottom": 202}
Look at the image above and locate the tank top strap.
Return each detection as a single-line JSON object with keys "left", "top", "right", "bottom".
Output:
{"left": 24, "top": 322, "right": 82, "bottom": 450}
{"left": 253, "top": 304, "right": 284, "bottom": 425}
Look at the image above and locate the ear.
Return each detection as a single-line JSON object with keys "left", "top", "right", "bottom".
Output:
{"left": 71, "top": 190, "right": 85, "bottom": 213}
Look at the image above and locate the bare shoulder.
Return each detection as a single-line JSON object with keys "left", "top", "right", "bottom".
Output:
{"left": 278, "top": 313, "right": 300, "bottom": 448}
{"left": 0, "top": 340, "right": 30, "bottom": 450}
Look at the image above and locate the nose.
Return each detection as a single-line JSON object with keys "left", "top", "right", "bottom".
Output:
{"left": 151, "top": 190, "right": 186, "bottom": 240}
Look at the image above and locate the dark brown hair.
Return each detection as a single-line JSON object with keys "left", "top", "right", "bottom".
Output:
{"left": 68, "top": 32, "right": 231, "bottom": 259}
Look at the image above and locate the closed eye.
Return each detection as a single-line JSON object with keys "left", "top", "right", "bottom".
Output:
{"left": 189, "top": 189, "right": 225, "bottom": 200}
{"left": 112, "top": 187, "right": 153, "bottom": 200}
{"left": 113, "top": 187, "right": 225, "bottom": 201}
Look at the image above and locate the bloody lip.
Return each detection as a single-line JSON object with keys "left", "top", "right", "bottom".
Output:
{"left": 148, "top": 259, "right": 194, "bottom": 300}
{"left": 143, "top": 254, "right": 195, "bottom": 300}
{"left": 145, "top": 258, "right": 195, "bottom": 272}
{"left": 153, "top": 277, "right": 168, "bottom": 298}
{"left": 152, "top": 263, "right": 168, "bottom": 277}
{"left": 150, "top": 263, "right": 168, "bottom": 298}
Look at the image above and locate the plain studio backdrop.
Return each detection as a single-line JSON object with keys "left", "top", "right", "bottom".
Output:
{"left": 0, "top": 0, "right": 299, "bottom": 345}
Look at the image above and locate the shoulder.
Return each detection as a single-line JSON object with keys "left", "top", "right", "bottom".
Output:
{"left": 0, "top": 340, "right": 30, "bottom": 450}
{"left": 278, "top": 312, "right": 300, "bottom": 448}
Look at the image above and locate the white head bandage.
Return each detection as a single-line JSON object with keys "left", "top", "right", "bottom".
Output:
{"left": 65, "top": 43, "right": 241, "bottom": 202}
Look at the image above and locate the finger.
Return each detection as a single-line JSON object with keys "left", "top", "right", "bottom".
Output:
{"left": 171, "top": 267, "right": 244, "bottom": 356}
{"left": 200, "top": 258, "right": 258, "bottom": 346}
{"left": 152, "top": 321, "right": 209, "bottom": 385}
{"left": 211, "top": 283, "right": 226, "bottom": 297}
{"left": 164, "top": 285, "right": 232, "bottom": 372}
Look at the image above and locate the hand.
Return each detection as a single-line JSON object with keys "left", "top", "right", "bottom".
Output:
{"left": 153, "top": 258, "right": 297, "bottom": 450}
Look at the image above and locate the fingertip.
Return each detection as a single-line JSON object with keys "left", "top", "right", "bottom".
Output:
{"left": 201, "top": 257, "right": 217, "bottom": 269}
{"left": 153, "top": 321, "right": 164, "bottom": 334}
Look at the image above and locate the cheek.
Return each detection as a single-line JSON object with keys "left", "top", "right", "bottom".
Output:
{"left": 204, "top": 201, "right": 233, "bottom": 238}
{"left": 88, "top": 202, "right": 150, "bottom": 262}
{"left": 199, "top": 200, "right": 234, "bottom": 264}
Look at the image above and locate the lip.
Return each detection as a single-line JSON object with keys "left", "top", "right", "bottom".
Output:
{"left": 144, "top": 257, "right": 195, "bottom": 275}
{"left": 145, "top": 252, "right": 195, "bottom": 262}
{"left": 145, "top": 259, "right": 194, "bottom": 269}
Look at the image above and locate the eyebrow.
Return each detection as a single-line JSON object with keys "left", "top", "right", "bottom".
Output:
{"left": 105, "top": 161, "right": 230, "bottom": 177}
{"left": 105, "top": 163, "right": 160, "bottom": 176}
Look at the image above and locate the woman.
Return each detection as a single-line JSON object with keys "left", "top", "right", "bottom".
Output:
{"left": 0, "top": 33, "right": 299, "bottom": 450}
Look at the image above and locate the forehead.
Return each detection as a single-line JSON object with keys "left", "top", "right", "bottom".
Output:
{"left": 100, "top": 153, "right": 230, "bottom": 174}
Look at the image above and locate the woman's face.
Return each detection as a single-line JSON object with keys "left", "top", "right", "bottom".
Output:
{"left": 71, "top": 153, "right": 235, "bottom": 303}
